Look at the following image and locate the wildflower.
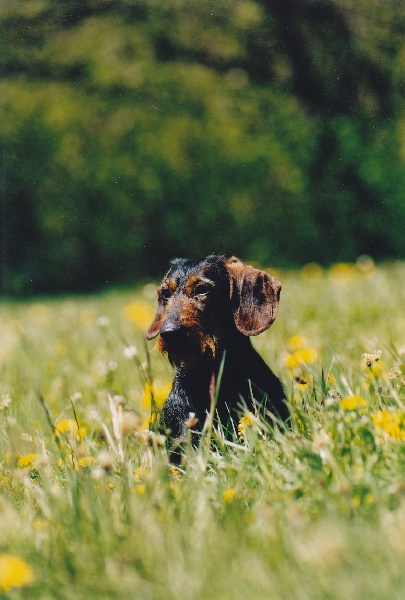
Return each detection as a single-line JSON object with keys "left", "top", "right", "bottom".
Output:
{"left": 328, "top": 262, "right": 356, "bottom": 282}
{"left": 285, "top": 348, "right": 318, "bottom": 368}
{"left": 238, "top": 412, "right": 254, "bottom": 440}
{"left": 78, "top": 456, "right": 96, "bottom": 468}
{"left": 96, "top": 315, "right": 110, "bottom": 328}
{"left": 287, "top": 335, "right": 306, "bottom": 351}
{"left": 122, "top": 300, "right": 155, "bottom": 331}
{"left": 362, "top": 350, "right": 382, "bottom": 367}
{"left": 389, "top": 366, "right": 402, "bottom": 379}
{"left": 223, "top": 488, "right": 236, "bottom": 503}
{"left": 124, "top": 345, "right": 138, "bottom": 359}
{"left": 17, "top": 453, "right": 38, "bottom": 469}
{"left": 141, "top": 382, "right": 171, "bottom": 411}
{"left": 169, "top": 466, "right": 182, "bottom": 480}
{"left": 134, "top": 465, "right": 150, "bottom": 483}
{"left": 339, "top": 395, "right": 367, "bottom": 411}
{"left": 186, "top": 412, "right": 198, "bottom": 429}
{"left": 372, "top": 410, "right": 405, "bottom": 441}
{"left": 0, "top": 394, "right": 12, "bottom": 411}
{"left": 0, "top": 555, "right": 35, "bottom": 591}
{"left": 54, "top": 418, "right": 86, "bottom": 439}
{"left": 300, "top": 263, "right": 324, "bottom": 281}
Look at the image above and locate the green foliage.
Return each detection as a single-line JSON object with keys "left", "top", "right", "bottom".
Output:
{"left": 0, "top": 0, "right": 404, "bottom": 293}
{"left": 1, "top": 263, "right": 405, "bottom": 597}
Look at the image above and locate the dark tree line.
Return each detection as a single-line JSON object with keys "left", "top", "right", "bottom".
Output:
{"left": 1, "top": 0, "right": 404, "bottom": 294}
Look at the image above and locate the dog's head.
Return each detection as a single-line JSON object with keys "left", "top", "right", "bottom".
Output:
{"left": 146, "top": 255, "right": 281, "bottom": 367}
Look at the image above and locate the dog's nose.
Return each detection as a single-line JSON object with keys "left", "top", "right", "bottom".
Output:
{"left": 160, "top": 319, "right": 182, "bottom": 339}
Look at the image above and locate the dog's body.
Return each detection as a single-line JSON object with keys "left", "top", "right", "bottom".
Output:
{"left": 146, "top": 256, "right": 288, "bottom": 440}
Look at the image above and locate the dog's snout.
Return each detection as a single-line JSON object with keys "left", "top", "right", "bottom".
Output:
{"left": 160, "top": 319, "right": 182, "bottom": 338}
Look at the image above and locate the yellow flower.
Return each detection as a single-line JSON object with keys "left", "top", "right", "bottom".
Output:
{"left": 339, "top": 395, "right": 367, "bottom": 411}
{"left": 134, "top": 465, "right": 150, "bottom": 483}
{"left": 372, "top": 410, "right": 405, "bottom": 441}
{"left": 223, "top": 488, "right": 236, "bottom": 503}
{"left": 54, "top": 419, "right": 86, "bottom": 439}
{"left": 285, "top": 348, "right": 318, "bottom": 368}
{"left": 78, "top": 456, "right": 96, "bottom": 468}
{"left": 287, "top": 335, "right": 306, "bottom": 351}
{"left": 169, "top": 465, "right": 182, "bottom": 480}
{"left": 141, "top": 382, "right": 171, "bottom": 411}
{"left": 328, "top": 262, "right": 357, "bottom": 282}
{"left": 17, "top": 453, "right": 38, "bottom": 469}
{"left": 122, "top": 300, "right": 155, "bottom": 330}
{"left": 300, "top": 263, "right": 324, "bottom": 281}
{"left": 238, "top": 412, "right": 254, "bottom": 439}
{"left": 0, "top": 555, "right": 35, "bottom": 592}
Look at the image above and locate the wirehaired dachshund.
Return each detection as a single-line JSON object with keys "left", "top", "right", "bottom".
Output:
{"left": 146, "top": 255, "right": 289, "bottom": 440}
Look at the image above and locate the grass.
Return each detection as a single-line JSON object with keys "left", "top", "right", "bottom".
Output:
{"left": 0, "top": 260, "right": 405, "bottom": 599}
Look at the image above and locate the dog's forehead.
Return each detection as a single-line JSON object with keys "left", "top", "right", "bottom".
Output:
{"left": 165, "top": 257, "right": 224, "bottom": 288}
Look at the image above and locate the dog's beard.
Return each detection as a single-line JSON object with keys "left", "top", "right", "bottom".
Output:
{"left": 157, "top": 330, "right": 218, "bottom": 368}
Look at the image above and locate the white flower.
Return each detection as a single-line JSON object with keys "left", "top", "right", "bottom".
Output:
{"left": 96, "top": 316, "right": 110, "bottom": 328}
{"left": 124, "top": 346, "right": 138, "bottom": 359}
{"left": 0, "top": 394, "right": 12, "bottom": 411}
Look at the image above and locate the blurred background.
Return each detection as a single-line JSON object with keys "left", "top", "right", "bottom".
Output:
{"left": 1, "top": 0, "right": 404, "bottom": 295}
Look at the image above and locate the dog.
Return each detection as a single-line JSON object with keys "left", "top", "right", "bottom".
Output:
{"left": 146, "top": 255, "right": 289, "bottom": 441}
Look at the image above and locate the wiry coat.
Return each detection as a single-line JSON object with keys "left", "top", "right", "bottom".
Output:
{"left": 146, "top": 256, "right": 289, "bottom": 440}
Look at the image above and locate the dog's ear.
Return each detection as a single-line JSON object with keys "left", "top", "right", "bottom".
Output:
{"left": 145, "top": 306, "right": 165, "bottom": 340}
{"left": 225, "top": 257, "right": 282, "bottom": 336}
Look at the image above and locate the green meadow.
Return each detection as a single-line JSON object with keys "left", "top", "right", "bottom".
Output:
{"left": 1, "top": 261, "right": 405, "bottom": 599}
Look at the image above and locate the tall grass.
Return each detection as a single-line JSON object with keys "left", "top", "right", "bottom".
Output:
{"left": 0, "top": 261, "right": 405, "bottom": 598}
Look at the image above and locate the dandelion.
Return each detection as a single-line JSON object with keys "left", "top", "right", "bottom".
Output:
{"left": 141, "top": 382, "right": 171, "bottom": 411}
{"left": 362, "top": 350, "right": 382, "bottom": 367}
{"left": 372, "top": 410, "right": 405, "bottom": 441}
{"left": 285, "top": 348, "right": 318, "bottom": 368}
{"left": 287, "top": 335, "right": 306, "bottom": 351}
{"left": 300, "top": 263, "right": 324, "bottom": 281}
{"left": 328, "top": 262, "right": 356, "bottom": 282}
{"left": 238, "top": 412, "right": 254, "bottom": 440}
{"left": 17, "top": 453, "right": 38, "bottom": 469}
{"left": 169, "top": 465, "right": 182, "bottom": 480}
{"left": 122, "top": 300, "right": 155, "bottom": 330}
{"left": 78, "top": 456, "right": 96, "bottom": 468}
{"left": 54, "top": 419, "right": 86, "bottom": 440}
{"left": 339, "top": 395, "right": 367, "bottom": 411}
{"left": 0, "top": 555, "right": 35, "bottom": 592}
{"left": 134, "top": 465, "right": 150, "bottom": 483}
{"left": 223, "top": 488, "right": 236, "bottom": 503}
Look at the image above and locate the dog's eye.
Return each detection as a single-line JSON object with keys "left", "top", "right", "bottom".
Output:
{"left": 194, "top": 284, "right": 210, "bottom": 297}
{"left": 161, "top": 288, "right": 171, "bottom": 300}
